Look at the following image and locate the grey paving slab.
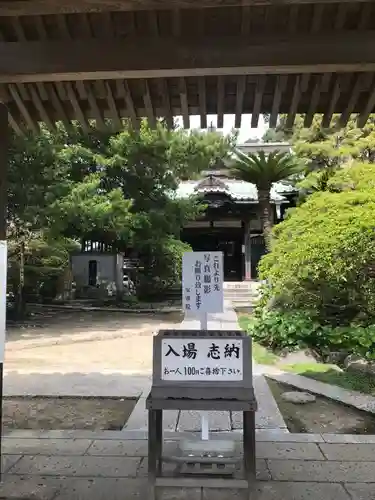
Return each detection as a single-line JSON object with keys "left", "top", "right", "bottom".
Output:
{"left": 319, "top": 443, "right": 375, "bottom": 461}
{"left": 87, "top": 439, "right": 178, "bottom": 457}
{"left": 322, "top": 434, "right": 375, "bottom": 444}
{"left": 177, "top": 410, "right": 231, "bottom": 432}
{"left": 3, "top": 455, "right": 23, "bottom": 473}
{"left": 231, "top": 375, "right": 286, "bottom": 431}
{"left": 202, "top": 482, "right": 351, "bottom": 500}
{"left": 257, "top": 442, "right": 325, "bottom": 460}
{"left": 125, "top": 396, "right": 178, "bottom": 431}
{"left": 255, "top": 431, "right": 323, "bottom": 443}
{"left": 344, "top": 483, "right": 375, "bottom": 500}
{"left": 0, "top": 475, "right": 60, "bottom": 500}
{"left": 9, "top": 455, "right": 141, "bottom": 478}
{"left": 51, "top": 476, "right": 201, "bottom": 500}
{"left": 4, "top": 371, "right": 151, "bottom": 398}
{"left": 267, "top": 459, "right": 375, "bottom": 483}
{"left": 2, "top": 437, "right": 93, "bottom": 456}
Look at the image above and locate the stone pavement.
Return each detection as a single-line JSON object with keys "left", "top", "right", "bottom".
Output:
{"left": 2, "top": 429, "right": 375, "bottom": 499}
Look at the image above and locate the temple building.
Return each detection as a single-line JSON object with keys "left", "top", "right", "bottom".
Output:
{"left": 71, "top": 142, "right": 297, "bottom": 290}
{"left": 178, "top": 142, "right": 297, "bottom": 281}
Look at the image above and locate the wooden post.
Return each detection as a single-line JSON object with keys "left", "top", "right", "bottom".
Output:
{"left": 0, "top": 102, "right": 9, "bottom": 482}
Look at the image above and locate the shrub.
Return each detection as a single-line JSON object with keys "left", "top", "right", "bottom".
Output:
{"left": 245, "top": 309, "right": 375, "bottom": 361}
{"left": 259, "top": 188, "right": 375, "bottom": 325}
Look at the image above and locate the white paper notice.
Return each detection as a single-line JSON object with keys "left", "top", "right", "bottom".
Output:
{"left": 182, "top": 251, "right": 224, "bottom": 314}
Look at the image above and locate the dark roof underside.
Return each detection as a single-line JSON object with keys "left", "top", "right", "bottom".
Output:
{"left": 0, "top": 0, "right": 373, "bottom": 133}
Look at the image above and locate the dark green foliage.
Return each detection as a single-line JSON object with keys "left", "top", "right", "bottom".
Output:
{"left": 246, "top": 310, "right": 375, "bottom": 361}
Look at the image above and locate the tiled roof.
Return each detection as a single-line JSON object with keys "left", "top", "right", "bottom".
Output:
{"left": 175, "top": 178, "right": 295, "bottom": 203}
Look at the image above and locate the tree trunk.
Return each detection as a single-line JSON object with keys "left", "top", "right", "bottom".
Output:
{"left": 258, "top": 189, "right": 273, "bottom": 248}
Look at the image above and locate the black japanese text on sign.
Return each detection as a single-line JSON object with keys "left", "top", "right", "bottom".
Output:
{"left": 161, "top": 338, "right": 243, "bottom": 381}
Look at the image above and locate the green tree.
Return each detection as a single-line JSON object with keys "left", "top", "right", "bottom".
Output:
{"left": 231, "top": 150, "right": 303, "bottom": 242}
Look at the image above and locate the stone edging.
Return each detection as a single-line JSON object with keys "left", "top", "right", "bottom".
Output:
{"left": 3, "top": 428, "right": 375, "bottom": 444}
{"left": 263, "top": 366, "right": 375, "bottom": 415}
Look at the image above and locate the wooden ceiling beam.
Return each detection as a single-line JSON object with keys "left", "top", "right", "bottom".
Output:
{"left": 0, "top": 0, "right": 368, "bottom": 17}
{"left": 1, "top": 33, "right": 374, "bottom": 83}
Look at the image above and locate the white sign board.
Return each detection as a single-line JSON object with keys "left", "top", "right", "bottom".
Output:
{"left": 161, "top": 338, "right": 243, "bottom": 381}
{"left": 182, "top": 251, "right": 224, "bottom": 314}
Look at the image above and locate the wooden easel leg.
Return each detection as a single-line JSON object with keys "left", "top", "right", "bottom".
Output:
{"left": 243, "top": 411, "right": 256, "bottom": 499}
{"left": 148, "top": 409, "right": 157, "bottom": 500}
{"left": 156, "top": 409, "right": 163, "bottom": 476}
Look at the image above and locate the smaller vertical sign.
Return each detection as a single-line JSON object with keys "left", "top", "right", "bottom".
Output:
{"left": 182, "top": 251, "right": 224, "bottom": 314}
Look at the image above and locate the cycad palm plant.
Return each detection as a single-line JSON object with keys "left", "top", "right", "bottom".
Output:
{"left": 232, "top": 150, "right": 303, "bottom": 242}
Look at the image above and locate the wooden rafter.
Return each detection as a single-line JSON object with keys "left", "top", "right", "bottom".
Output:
{"left": 48, "top": 83, "right": 71, "bottom": 130}
{"left": 198, "top": 76, "right": 207, "bottom": 129}
{"left": 142, "top": 79, "right": 156, "bottom": 127}
{"left": 84, "top": 81, "right": 105, "bottom": 129}
{"left": 104, "top": 81, "right": 122, "bottom": 130}
{"left": 65, "top": 82, "right": 89, "bottom": 132}
{"left": 28, "top": 83, "right": 55, "bottom": 129}
{"left": 358, "top": 76, "right": 375, "bottom": 128}
{"left": 234, "top": 76, "right": 246, "bottom": 129}
{"left": 241, "top": 6, "right": 251, "bottom": 35}
{"left": 311, "top": 4, "right": 324, "bottom": 33}
{"left": 285, "top": 75, "right": 301, "bottom": 129}
{"left": 159, "top": 78, "right": 173, "bottom": 128}
{"left": 251, "top": 75, "right": 265, "bottom": 128}
{"left": 8, "top": 83, "right": 38, "bottom": 133}
{"left": 270, "top": 76, "right": 287, "bottom": 128}
{"left": 304, "top": 74, "right": 323, "bottom": 127}
{"left": 339, "top": 73, "right": 363, "bottom": 127}
{"left": 8, "top": 108, "right": 23, "bottom": 135}
{"left": 288, "top": 4, "right": 299, "bottom": 33}
{"left": 334, "top": 3, "right": 349, "bottom": 30}
{"left": 179, "top": 77, "right": 189, "bottom": 129}
{"left": 322, "top": 77, "right": 341, "bottom": 127}
{"left": 217, "top": 76, "right": 224, "bottom": 129}
{"left": 122, "top": 80, "right": 138, "bottom": 129}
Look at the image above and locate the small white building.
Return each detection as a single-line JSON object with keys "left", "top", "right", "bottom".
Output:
{"left": 71, "top": 251, "right": 124, "bottom": 296}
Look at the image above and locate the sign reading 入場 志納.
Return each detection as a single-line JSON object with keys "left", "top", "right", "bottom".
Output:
{"left": 182, "top": 251, "right": 224, "bottom": 314}
{"left": 161, "top": 338, "right": 243, "bottom": 381}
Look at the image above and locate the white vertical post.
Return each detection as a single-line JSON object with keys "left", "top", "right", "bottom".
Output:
{"left": 0, "top": 102, "right": 8, "bottom": 481}
{"left": 200, "top": 312, "right": 209, "bottom": 441}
